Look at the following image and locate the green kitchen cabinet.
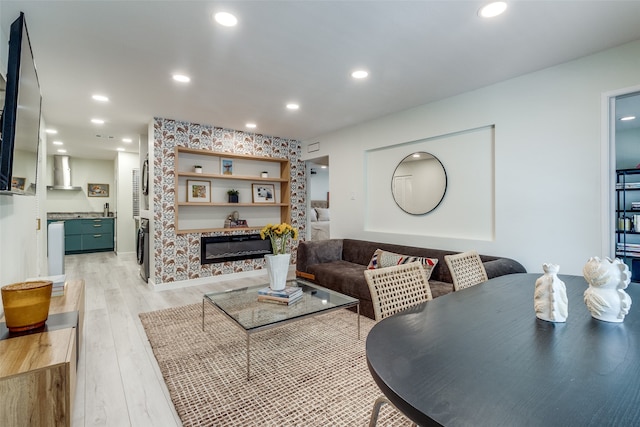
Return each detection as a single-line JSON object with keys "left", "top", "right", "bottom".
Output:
{"left": 48, "top": 218, "right": 115, "bottom": 254}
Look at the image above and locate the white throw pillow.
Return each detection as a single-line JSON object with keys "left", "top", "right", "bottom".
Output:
{"left": 309, "top": 208, "right": 318, "bottom": 222}
{"left": 316, "top": 208, "right": 330, "bottom": 221}
{"left": 367, "top": 249, "right": 438, "bottom": 280}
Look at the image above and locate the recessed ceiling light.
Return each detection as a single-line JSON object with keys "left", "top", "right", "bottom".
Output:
{"left": 620, "top": 116, "right": 637, "bottom": 121}
{"left": 91, "top": 118, "right": 105, "bottom": 124}
{"left": 321, "top": 165, "right": 327, "bottom": 169}
{"left": 45, "top": 128, "right": 57, "bottom": 134}
{"left": 351, "top": 70, "right": 369, "bottom": 79}
{"left": 479, "top": 2, "right": 507, "bottom": 18}
{"left": 52, "top": 141, "right": 63, "bottom": 146}
{"left": 172, "top": 74, "right": 191, "bottom": 83}
{"left": 57, "top": 149, "right": 67, "bottom": 153}
{"left": 122, "top": 138, "right": 132, "bottom": 143}
{"left": 117, "top": 147, "right": 125, "bottom": 152}
{"left": 92, "top": 94, "right": 109, "bottom": 102}
{"left": 286, "top": 103, "right": 300, "bottom": 110}
{"left": 412, "top": 153, "right": 421, "bottom": 158}
{"left": 214, "top": 12, "right": 238, "bottom": 27}
{"left": 245, "top": 123, "right": 257, "bottom": 129}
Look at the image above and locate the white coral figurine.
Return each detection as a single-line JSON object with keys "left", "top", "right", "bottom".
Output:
{"left": 534, "top": 263, "right": 568, "bottom": 322}
{"left": 583, "top": 257, "right": 632, "bottom": 323}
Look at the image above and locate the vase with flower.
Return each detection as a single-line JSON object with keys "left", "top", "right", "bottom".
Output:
{"left": 260, "top": 222, "right": 298, "bottom": 290}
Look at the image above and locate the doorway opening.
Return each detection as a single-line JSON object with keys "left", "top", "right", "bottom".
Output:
{"left": 610, "top": 90, "right": 640, "bottom": 281}
{"left": 305, "top": 156, "right": 330, "bottom": 241}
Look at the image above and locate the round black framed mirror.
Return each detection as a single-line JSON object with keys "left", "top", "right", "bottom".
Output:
{"left": 391, "top": 151, "right": 447, "bottom": 215}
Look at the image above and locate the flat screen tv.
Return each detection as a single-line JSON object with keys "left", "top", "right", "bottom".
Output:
{"left": 0, "top": 12, "right": 42, "bottom": 195}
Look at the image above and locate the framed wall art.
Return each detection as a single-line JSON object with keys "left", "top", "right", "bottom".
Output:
{"left": 252, "top": 183, "right": 276, "bottom": 203}
{"left": 11, "top": 177, "right": 25, "bottom": 191}
{"left": 187, "top": 180, "right": 211, "bottom": 203}
{"left": 88, "top": 183, "right": 109, "bottom": 197}
{"left": 220, "top": 158, "right": 233, "bottom": 175}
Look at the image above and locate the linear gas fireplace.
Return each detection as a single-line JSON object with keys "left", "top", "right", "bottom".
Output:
{"left": 201, "top": 234, "right": 272, "bottom": 264}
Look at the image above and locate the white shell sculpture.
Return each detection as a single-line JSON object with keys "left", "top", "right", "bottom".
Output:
{"left": 534, "top": 263, "right": 568, "bottom": 322}
{"left": 583, "top": 257, "right": 632, "bottom": 323}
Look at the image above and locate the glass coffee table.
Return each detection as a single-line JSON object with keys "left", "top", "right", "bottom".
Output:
{"left": 202, "top": 278, "right": 360, "bottom": 379}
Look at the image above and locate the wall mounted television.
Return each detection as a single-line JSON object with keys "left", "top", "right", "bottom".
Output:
{"left": 0, "top": 12, "right": 42, "bottom": 196}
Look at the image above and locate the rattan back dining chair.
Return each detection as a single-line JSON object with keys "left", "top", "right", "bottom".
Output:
{"left": 364, "top": 261, "right": 433, "bottom": 322}
{"left": 364, "top": 261, "right": 428, "bottom": 426}
{"left": 444, "top": 250, "right": 488, "bottom": 291}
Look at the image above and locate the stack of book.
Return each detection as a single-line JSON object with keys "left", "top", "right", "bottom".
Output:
{"left": 616, "top": 182, "right": 640, "bottom": 190}
{"left": 26, "top": 274, "right": 66, "bottom": 297}
{"left": 632, "top": 202, "right": 640, "bottom": 211}
{"left": 617, "top": 243, "right": 640, "bottom": 257}
{"left": 257, "top": 286, "right": 303, "bottom": 305}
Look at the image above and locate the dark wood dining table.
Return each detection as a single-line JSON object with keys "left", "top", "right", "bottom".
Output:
{"left": 366, "top": 273, "right": 640, "bottom": 426}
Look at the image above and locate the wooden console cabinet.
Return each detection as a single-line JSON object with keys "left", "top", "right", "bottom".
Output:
{"left": 0, "top": 279, "right": 84, "bottom": 427}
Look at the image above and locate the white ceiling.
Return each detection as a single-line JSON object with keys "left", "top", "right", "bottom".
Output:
{"left": 1, "top": 1, "right": 640, "bottom": 160}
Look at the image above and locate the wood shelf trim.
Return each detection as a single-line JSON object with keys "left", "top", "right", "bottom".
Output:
{"left": 177, "top": 172, "right": 288, "bottom": 182}
{"left": 175, "top": 226, "right": 264, "bottom": 235}
{"left": 177, "top": 202, "right": 288, "bottom": 207}
{"left": 175, "top": 146, "right": 291, "bottom": 234}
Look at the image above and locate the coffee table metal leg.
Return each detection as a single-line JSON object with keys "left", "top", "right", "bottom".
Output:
{"left": 357, "top": 303, "right": 361, "bottom": 340}
{"left": 246, "top": 334, "right": 251, "bottom": 380}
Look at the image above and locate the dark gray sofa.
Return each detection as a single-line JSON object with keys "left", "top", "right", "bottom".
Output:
{"left": 296, "top": 238, "right": 527, "bottom": 320}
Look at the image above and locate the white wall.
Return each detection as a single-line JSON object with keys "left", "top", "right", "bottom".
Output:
{"left": 309, "top": 168, "right": 329, "bottom": 201}
{"left": 46, "top": 156, "right": 115, "bottom": 213}
{"left": 302, "top": 39, "right": 640, "bottom": 276}
{"left": 115, "top": 151, "right": 139, "bottom": 253}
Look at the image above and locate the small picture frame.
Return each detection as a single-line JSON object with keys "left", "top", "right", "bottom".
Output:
{"left": 88, "top": 183, "right": 109, "bottom": 197}
{"left": 221, "top": 158, "right": 233, "bottom": 175}
{"left": 187, "top": 180, "right": 211, "bottom": 203}
{"left": 252, "top": 183, "right": 276, "bottom": 203}
{"left": 11, "top": 177, "right": 25, "bottom": 191}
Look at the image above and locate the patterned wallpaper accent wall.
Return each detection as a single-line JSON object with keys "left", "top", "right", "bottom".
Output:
{"left": 152, "top": 117, "right": 306, "bottom": 285}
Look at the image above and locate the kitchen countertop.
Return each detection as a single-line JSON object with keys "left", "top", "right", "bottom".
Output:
{"left": 47, "top": 212, "right": 116, "bottom": 220}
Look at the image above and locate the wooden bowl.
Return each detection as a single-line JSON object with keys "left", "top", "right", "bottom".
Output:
{"left": 1, "top": 280, "right": 53, "bottom": 332}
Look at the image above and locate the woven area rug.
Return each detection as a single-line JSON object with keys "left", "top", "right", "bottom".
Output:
{"left": 139, "top": 303, "right": 412, "bottom": 426}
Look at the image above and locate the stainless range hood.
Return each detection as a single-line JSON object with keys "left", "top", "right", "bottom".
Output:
{"left": 47, "top": 155, "right": 83, "bottom": 191}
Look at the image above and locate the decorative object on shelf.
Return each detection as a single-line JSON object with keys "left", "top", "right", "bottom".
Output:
{"left": 583, "top": 256, "right": 632, "bottom": 322}
{"left": 618, "top": 217, "right": 632, "bottom": 231}
{"left": 224, "top": 210, "right": 248, "bottom": 228}
{"left": 221, "top": 158, "right": 233, "bottom": 175}
{"left": 88, "top": 183, "right": 109, "bottom": 197}
{"left": 533, "top": 263, "right": 568, "bottom": 323}
{"left": 194, "top": 165, "right": 203, "bottom": 174}
{"left": 227, "top": 189, "right": 239, "bottom": 203}
{"left": 261, "top": 222, "right": 299, "bottom": 290}
{"left": 187, "top": 179, "right": 211, "bottom": 203}
{"left": 1, "top": 280, "right": 53, "bottom": 332}
{"left": 261, "top": 171, "right": 268, "bottom": 178}
{"left": 252, "top": 183, "right": 276, "bottom": 203}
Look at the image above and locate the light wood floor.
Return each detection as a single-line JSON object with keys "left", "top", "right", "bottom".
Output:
{"left": 67, "top": 251, "right": 267, "bottom": 427}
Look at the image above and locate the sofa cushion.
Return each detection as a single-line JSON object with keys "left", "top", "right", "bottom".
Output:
{"left": 429, "top": 280, "right": 455, "bottom": 298}
{"left": 307, "top": 260, "right": 373, "bottom": 302}
{"left": 366, "top": 248, "right": 438, "bottom": 280}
